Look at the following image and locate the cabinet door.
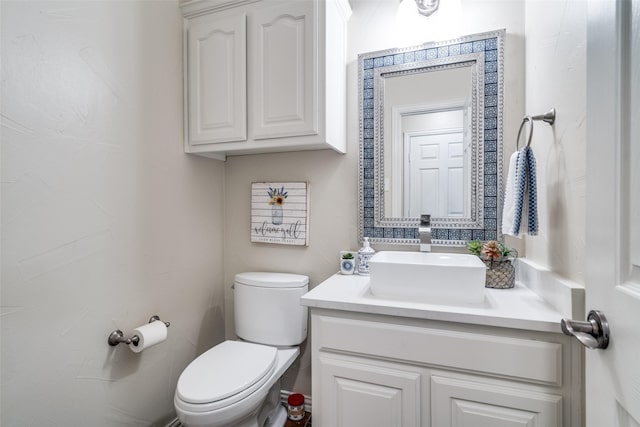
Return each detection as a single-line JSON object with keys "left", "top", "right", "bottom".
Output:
{"left": 248, "top": 1, "right": 318, "bottom": 140}
{"left": 317, "top": 353, "right": 422, "bottom": 427}
{"left": 187, "top": 13, "right": 246, "bottom": 144}
{"left": 431, "top": 376, "right": 563, "bottom": 427}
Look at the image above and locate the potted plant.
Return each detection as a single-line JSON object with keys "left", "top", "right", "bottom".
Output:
{"left": 468, "top": 240, "right": 518, "bottom": 289}
{"left": 340, "top": 251, "right": 357, "bottom": 275}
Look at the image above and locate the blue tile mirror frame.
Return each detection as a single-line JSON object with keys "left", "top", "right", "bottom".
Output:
{"left": 358, "top": 29, "right": 505, "bottom": 246}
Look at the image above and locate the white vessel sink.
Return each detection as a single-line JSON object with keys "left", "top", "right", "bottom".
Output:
{"left": 368, "top": 251, "right": 487, "bottom": 304}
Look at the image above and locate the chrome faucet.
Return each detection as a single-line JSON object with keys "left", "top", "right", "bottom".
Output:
{"left": 419, "top": 214, "right": 431, "bottom": 252}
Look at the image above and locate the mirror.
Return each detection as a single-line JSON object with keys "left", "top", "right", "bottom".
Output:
{"left": 382, "top": 62, "right": 475, "bottom": 219}
{"left": 358, "top": 29, "right": 505, "bottom": 246}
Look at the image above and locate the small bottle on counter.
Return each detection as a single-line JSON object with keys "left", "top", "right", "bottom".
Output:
{"left": 357, "top": 237, "right": 376, "bottom": 275}
{"left": 287, "top": 393, "right": 305, "bottom": 421}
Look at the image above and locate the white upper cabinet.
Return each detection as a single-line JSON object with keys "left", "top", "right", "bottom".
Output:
{"left": 187, "top": 13, "right": 246, "bottom": 146}
{"left": 182, "top": 0, "right": 351, "bottom": 160}
{"left": 248, "top": 2, "right": 316, "bottom": 140}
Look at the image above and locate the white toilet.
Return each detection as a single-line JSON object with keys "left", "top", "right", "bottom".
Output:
{"left": 174, "top": 272, "right": 309, "bottom": 427}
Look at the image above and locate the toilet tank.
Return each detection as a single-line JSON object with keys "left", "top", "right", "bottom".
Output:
{"left": 234, "top": 272, "right": 309, "bottom": 346}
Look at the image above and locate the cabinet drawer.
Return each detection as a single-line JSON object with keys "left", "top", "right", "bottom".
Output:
{"left": 314, "top": 314, "right": 562, "bottom": 386}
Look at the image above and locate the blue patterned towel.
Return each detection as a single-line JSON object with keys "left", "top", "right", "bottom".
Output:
{"left": 511, "top": 146, "right": 538, "bottom": 236}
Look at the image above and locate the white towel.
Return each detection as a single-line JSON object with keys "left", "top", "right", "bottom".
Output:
{"left": 501, "top": 151, "right": 519, "bottom": 236}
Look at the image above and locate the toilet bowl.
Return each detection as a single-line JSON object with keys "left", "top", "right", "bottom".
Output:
{"left": 174, "top": 341, "right": 299, "bottom": 427}
{"left": 174, "top": 272, "right": 308, "bottom": 427}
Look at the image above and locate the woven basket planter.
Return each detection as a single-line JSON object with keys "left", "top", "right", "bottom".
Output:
{"left": 483, "top": 259, "right": 515, "bottom": 289}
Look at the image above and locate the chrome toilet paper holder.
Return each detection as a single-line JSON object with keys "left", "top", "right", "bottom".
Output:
{"left": 108, "top": 315, "right": 170, "bottom": 347}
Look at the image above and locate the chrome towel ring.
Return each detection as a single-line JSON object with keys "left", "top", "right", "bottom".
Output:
{"left": 516, "top": 108, "right": 556, "bottom": 150}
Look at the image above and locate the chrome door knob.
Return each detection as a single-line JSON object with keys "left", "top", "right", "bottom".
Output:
{"left": 560, "top": 310, "right": 610, "bottom": 350}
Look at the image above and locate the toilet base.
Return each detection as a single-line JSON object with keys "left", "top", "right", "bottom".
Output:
{"left": 264, "top": 405, "right": 287, "bottom": 427}
{"left": 255, "top": 379, "right": 283, "bottom": 427}
{"left": 180, "top": 380, "right": 285, "bottom": 427}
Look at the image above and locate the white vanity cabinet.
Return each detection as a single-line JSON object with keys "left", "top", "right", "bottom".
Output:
{"left": 310, "top": 308, "right": 583, "bottom": 427}
{"left": 181, "top": 0, "right": 351, "bottom": 160}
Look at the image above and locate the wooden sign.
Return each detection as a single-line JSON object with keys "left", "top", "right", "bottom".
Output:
{"left": 250, "top": 182, "right": 309, "bottom": 246}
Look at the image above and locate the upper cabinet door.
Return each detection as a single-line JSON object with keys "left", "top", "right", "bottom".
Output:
{"left": 188, "top": 13, "right": 246, "bottom": 145}
{"left": 248, "top": 1, "right": 318, "bottom": 140}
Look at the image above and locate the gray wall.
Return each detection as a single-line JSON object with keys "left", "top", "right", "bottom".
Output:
{"left": 1, "top": 2, "right": 226, "bottom": 425}
{"left": 523, "top": 0, "right": 586, "bottom": 284}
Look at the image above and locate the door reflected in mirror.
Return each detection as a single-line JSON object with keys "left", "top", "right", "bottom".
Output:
{"left": 398, "top": 109, "right": 468, "bottom": 218}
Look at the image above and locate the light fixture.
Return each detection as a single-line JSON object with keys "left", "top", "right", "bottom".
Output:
{"left": 400, "top": 0, "right": 440, "bottom": 17}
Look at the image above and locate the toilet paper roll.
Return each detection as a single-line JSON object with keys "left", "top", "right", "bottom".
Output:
{"left": 128, "top": 320, "right": 167, "bottom": 353}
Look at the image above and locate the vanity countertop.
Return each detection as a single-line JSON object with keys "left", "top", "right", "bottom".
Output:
{"left": 301, "top": 272, "right": 569, "bottom": 333}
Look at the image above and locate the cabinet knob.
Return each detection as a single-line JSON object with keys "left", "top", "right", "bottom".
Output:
{"left": 560, "top": 310, "right": 609, "bottom": 350}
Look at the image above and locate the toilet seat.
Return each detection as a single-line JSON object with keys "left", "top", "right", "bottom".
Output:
{"left": 176, "top": 341, "right": 277, "bottom": 412}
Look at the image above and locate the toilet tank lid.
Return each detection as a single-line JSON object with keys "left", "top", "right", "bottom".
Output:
{"left": 235, "top": 272, "right": 309, "bottom": 288}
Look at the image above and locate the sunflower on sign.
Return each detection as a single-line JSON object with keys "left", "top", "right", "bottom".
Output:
{"left": 267, "top": 186, "right": 288, "bottom": 206}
